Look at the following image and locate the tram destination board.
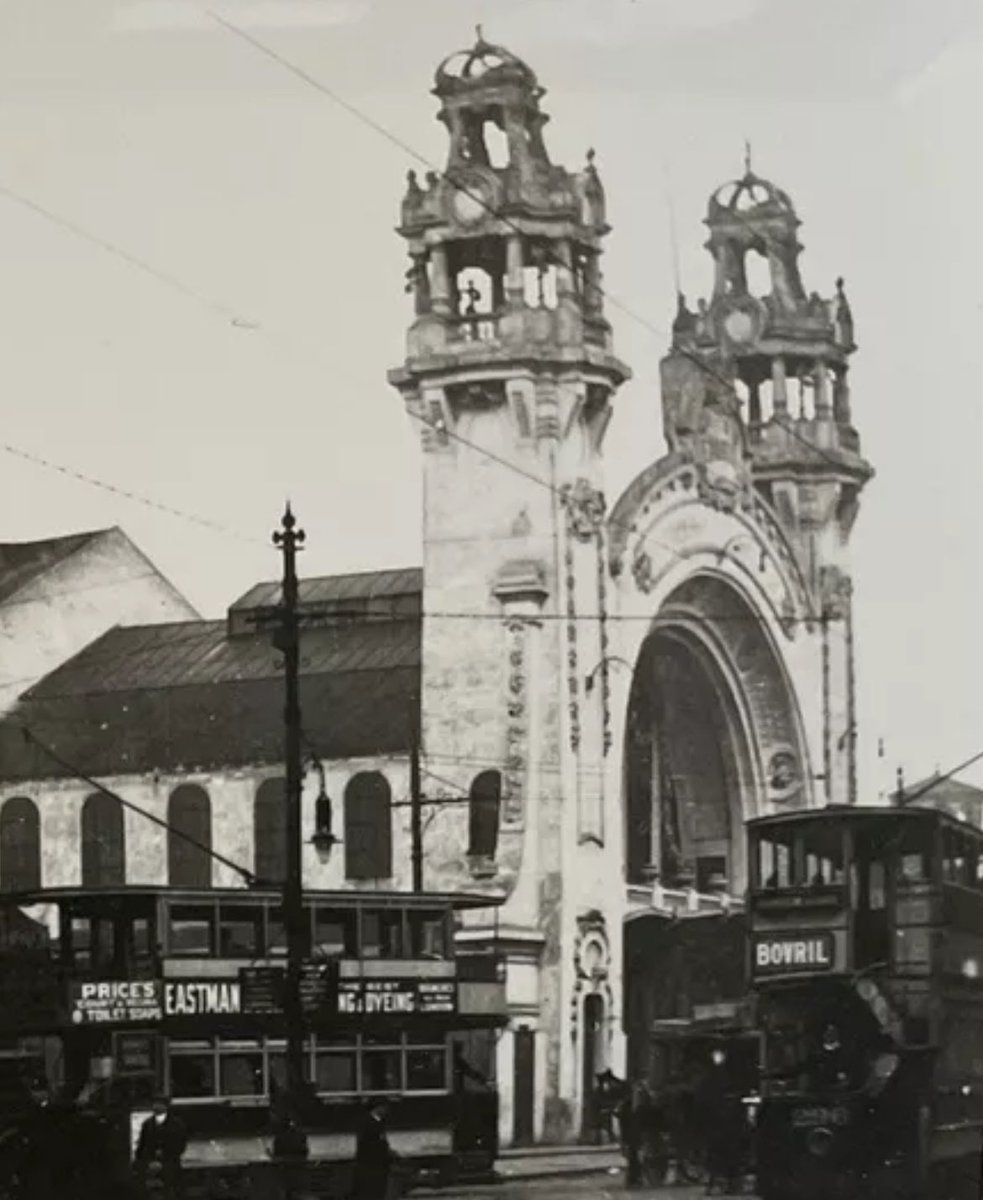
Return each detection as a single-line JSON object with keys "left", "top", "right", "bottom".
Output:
{"left": 337, "top": 977, "right": 457, "bottom": 1016}
{"left": 239, "top": 963, "right": 337, "bottom": 1015}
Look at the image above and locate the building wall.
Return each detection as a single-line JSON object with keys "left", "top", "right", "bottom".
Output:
{"left": 0, "top": 528, "right": 198, "bottom": 714}
{"left": 0, "top": 756, "right": 414, "bottom": 894}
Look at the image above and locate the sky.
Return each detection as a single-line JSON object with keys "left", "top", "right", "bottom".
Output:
{"left": 0, "top": 0, "right": 979, "bottom": 793}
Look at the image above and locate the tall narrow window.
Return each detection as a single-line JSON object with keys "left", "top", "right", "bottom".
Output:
{"left": 344, "top": 773, "right": 392, "bottom": 881}
{"left": 255, "top": 779, "right": 287, "bottom": 884}
{"left": 468, "top": 771, "right": 501, "bottom": 860}
{"left": 168, "top": 785, "right": 212, "bottom": 888}
{"left": 81, "top": 793, "right": 125, "bottom": 887}
{"left": 0, "top": 797, "right": 41, "bottom": 892}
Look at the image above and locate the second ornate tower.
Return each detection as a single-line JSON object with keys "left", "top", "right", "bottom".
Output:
{"left": 388, "top": 32, "right": 630, "bottom": 1141}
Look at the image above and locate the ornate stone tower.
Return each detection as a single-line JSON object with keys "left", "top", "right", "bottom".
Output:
{"left": 388, "top": 32, "right": 630, "bottom": 1143}
{"left": 664, "top": 162, "right": 874, "bottom": 804}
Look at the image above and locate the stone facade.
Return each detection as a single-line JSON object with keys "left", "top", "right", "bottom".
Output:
{"left": 389, "top": 38, "right": 873, "bottom": 1146}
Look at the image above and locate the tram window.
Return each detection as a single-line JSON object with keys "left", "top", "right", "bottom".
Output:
{"left": 976, "top": 854, "right": 983, "bottom": 885}
{"left": 313, "top": 908, "right": 356, "bottom": 958}
{"left": 170, "top": 1043, "right": 216, "bottom": 1099}
{"left": 168, "top": 906, "right": 214, "bottom": 956}
{"left": 362, "top": 1043, "right": 402, "bottom": 1093}
{"left": 406, "top": 1047, "right": 448, "bottom": 1092}
{"left": 756, "top": 825, "right": 843, "bottom": 889}
{"left": 218, "top": 906, "right": 264, "bottom": 958}
{"left": 267, "top": 907, "right": 287, "bottom": 958}
{"left": 361, "top": 909, "right": 406, "bottom": 959}
{"left": 314, "top": 1049, "right": 357, "bottom": 1094}
{"left": 218, "top": 1042, "right": 264, "bottom": 1097}
{"left": 869, "top": 861, "right": 886, "bottom": 909}
{"left": 409, "top": 910, "right": 448, "bottom": 958}
{"left": 131, "top": 918, "right": 152, "bottom": 960}
{"left": 71, "top": 917, "right": 92, "bottom": 969}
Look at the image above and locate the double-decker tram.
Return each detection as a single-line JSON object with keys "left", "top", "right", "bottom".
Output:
{"left": 747, "top": 805, "right": 983, "bottom": 1200}
{"left": 0, "top": 884, "right": 506, "bottom": 1196}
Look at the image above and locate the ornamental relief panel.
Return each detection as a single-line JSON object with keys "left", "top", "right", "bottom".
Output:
{"left": 619, "top": 489, "right": 812, "bottom": 639}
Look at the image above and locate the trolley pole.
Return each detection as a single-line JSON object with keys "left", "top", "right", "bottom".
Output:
{"left": 272, "top": 505, "right": 308, "bottom": 1158}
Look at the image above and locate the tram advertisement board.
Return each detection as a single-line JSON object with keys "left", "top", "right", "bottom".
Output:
{"left": 69, "top": 980, "right": 163, "bottom": 1025}
{"left": 752, "top": 931, "right": 835, "bottom": 975}
{"left": 112, "top": 1031, "right": 158, "bottom": 1077}
{"left": 336, "top": 978, "right": 457, "bottom": 1016}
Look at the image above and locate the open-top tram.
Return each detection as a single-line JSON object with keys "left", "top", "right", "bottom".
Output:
{"left": 0, "top": 884, "right": 506, "bottom": 1196}
{"left": 747, "top": 804, "right": 983, "bottom": 1200}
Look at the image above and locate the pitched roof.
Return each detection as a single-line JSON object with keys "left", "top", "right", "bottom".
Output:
{"left": 0, "top": 605, "right": 421, "bottom": 782}
{"left": 898, "top": 774, "right": 983, "bottom": 812}
{"left": 0, "top": 530, "right": 107, "bottom": 605}
{"left": 230, "top": 567, "right": 423, "bottom": 613}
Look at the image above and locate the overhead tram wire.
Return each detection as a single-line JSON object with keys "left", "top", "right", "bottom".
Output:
{"left": 0, "top": 180, "right": 258, "bottom": 329}
{"left": 15, "top": 723, "right": 260, "bottom": 886}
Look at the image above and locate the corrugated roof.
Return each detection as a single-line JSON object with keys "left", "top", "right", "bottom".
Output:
{"left": 0, "top": 611, "right": 420, "bottom": 781}
{"left": 230, "top": 567, "right": 423, "bottom": 613}
{"left": 0, "top": 530, "right": 107, "bottom": 605}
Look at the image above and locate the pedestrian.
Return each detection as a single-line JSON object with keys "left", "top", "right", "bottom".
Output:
{"left": 351, "top": 1098, "right": 397, "bottom": 1200}
{"left": 134, "top": 1094, "right": 188, "bottom": 1200}
{"left": 620, "top": 1080, "right": 652, "bottom": 1189}
{"left": 270, "top": 1104, "right": 309, "bottom": 1200}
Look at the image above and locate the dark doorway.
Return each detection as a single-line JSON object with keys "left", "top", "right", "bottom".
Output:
{"left": 512, "top": 1028, "right": 535, "bottom": 1146}
{"left": 581, "top": 994, "right": 604, "bottom": 1140}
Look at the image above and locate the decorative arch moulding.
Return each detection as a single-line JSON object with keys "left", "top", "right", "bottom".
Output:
{"left": 625, "top": 526, "right": 810, "bottom": 643}
{"left": 608, "top": 460, "right": 812, "bottom": 621}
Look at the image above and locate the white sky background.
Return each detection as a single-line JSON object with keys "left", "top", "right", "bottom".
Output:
{"left": 0, "top": 0, "right": 979, "bottom": 793}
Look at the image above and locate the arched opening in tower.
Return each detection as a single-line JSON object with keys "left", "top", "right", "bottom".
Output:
{"left": 625, "top": 631, "right": 743, "bottom": 893}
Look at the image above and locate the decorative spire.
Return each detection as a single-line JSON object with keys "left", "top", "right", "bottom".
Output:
{"left": 743, "top": 139, "right": 753, "bottom": 177}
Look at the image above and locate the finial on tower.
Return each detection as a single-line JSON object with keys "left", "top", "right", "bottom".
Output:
{"left": 475, "top": 23, "right": 485, "bottom": 43}
{"left": 743, "top": 139, "right": 753, "bottom": 177}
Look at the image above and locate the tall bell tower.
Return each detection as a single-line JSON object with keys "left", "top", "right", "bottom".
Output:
{"left": 388, "top": 31, "right": 630, "bottom": 1142}
{"left": 665, "top": 161, "right": 874, "bottom": 802}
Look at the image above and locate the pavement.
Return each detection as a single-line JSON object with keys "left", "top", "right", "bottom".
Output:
{"left": 412, "top": 1143, "right": 754, "bottom": 1198}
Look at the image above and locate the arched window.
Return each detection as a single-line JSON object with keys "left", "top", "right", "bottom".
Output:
{"left": 255, "top": 778, "right": 287, "bottom": 884}
{"left": 168, "top": 785, "right": 212, "bottom": 888}
{"left": 344, "top": 773, "right": 392, "bottom": 881}
{"left": 81, "top": 793, "right": 125, "bottom": 887}
{"left": 468, "top": 771, "right": 501, "bottom": 861}
{"left": 0, "top": 797, "right": 41, "bottom": 892}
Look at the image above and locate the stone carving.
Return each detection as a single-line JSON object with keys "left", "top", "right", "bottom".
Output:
{"left": 596, "top": 525, "right": 612, "bottom": 756}
{"left": 767, "top": 749, "right": 800, "bottom": 797}
{"left": 820, "top": 564, "right": 853, "bottom": 621}
{"left": 564, "top": 533, "right": 580, "bottom": 752}
{"left": 503, "top": 617, "right": 529, "bottom": 825}
{"left": 632, "top": 549, "right": 655, "bottom": 594}
{"left": 561, "top": 478, "right": 606, "bottom": 543}
{"left": 570, "top": 911, "right": 615, "bottom": 1040}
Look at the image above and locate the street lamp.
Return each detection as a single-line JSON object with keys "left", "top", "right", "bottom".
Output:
{"left": 584, "top": 654, "right": 633, "bottom": 695}
{"left": 309, "top": 755, "right": 340, "bottom": 860}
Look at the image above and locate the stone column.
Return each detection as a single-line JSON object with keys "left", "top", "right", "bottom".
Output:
{"left": 430, "top": 245, "right": 452, "bottom": 317}
{"left": 771, "top": 356, "right": 788, "bottom": 416}
{"left": 505, "top": 235, "right": 524, "bottom": 309}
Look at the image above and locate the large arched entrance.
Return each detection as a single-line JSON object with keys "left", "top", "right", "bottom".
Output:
{"left": 621, "top": 572, "right": 805, "bottom": 1083}
{"left": 624, "top": 571, "right": 805, "bottom": 893}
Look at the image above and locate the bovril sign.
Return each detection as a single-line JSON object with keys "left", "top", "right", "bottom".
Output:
{"left": 753, "top": 932, "right": 835, "bottom": 975}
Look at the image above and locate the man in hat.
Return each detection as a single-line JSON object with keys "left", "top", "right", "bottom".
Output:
{"left": 352, "top": 1098, "right": 397, "bottom": 1200}
{"left": 135, "top": 1095, "right": 188, "bottom": 1199}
